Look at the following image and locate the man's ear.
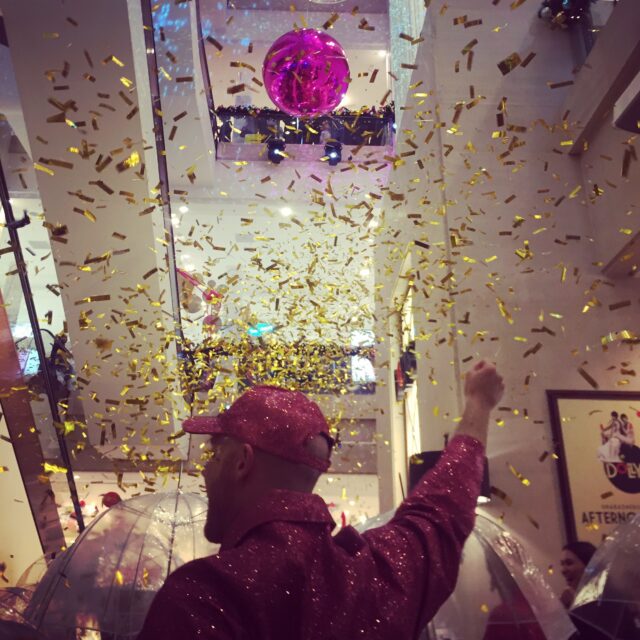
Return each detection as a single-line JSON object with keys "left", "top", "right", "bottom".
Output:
{"left": 236, "top": 443, "right": 255, "bottom": 480}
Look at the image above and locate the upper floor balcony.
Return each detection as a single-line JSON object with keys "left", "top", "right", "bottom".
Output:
{"left": 214, "top": 104, "right": 395, "bottom": 163}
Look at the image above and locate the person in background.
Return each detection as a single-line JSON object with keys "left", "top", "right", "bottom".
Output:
{"left": 598, "top": 411, "right": 623, "bottom": 461}
{"left": 482, "top": 561, "right": 545, "bottom": 640}
{"left": 319, "top": 120, "right": 332, "bottom": 144}
{"left": 138, "top": 361, "right": 504, "bottom": 639}
{"left": 560, "top": 541, "right": 597, "bottom": 608}
{"left": 619, "top": 413, "right": 640, "bottom": 464}
{"left": 618, "top": 414, "right": 636, "bottom": 448}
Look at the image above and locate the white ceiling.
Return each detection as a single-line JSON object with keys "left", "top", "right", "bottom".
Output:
{"left": 200, "top": 1, "right": 390, "bottom": 48}
{"left": 230, "top": 0, "right": 389, "bottom": 14}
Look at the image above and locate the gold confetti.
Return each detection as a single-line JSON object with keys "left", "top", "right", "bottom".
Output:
{"left": 609, "top": 300, "right": 631, "bottom": 311}
{"left": 523, "top": 343, "right": 542, "bottom": 358}
{"left": 507, "top": 463, "right": 530, "bottom": 486}
{"left": 34, "top": 162, "right": 54, "bottom": 176}
{"left": 103, "top": 54, "right": 125, "bottom": 67}
{"left": 206, "top": 35, "right": 223, "bottom": 51}
{"left": 497, "top": 52, "right": 521, "bottom": 75}
{"left": 78, "top": 209, "right": 96, "bottom": 223}
{"left": 490, "top": 486, "right": 512, "bottom": 506}
{"left": 44, "top": 462, "right": 68, "bottom": 474}
{"left": 548, "top": 80, "right": 574, "bottom": 89}
{"left": 578, "top": 367, "right": 599, "bottom": 389}
{"left": 323, "top": 13, "right": 339, "bottom": 29}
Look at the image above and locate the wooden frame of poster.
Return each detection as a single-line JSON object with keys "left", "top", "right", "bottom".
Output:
{"left": 547, "top": 389, "right": 640, "bottom": 545}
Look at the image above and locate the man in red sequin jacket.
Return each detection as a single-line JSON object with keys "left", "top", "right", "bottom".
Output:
{"left": 138, "top": 361, "right": 504, "bottom": 639}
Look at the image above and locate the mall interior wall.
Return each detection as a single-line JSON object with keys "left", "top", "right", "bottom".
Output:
{"left": 377, "top": 0, "right": 639, "bottom": 593}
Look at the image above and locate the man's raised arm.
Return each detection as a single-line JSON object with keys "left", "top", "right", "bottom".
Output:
{"left": 362, "top": 361, "right": 504, "bottom": 632}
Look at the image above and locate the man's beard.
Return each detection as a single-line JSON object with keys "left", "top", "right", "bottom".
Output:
{"left": 204, "top": 503, "right": 220, "bottom": 543}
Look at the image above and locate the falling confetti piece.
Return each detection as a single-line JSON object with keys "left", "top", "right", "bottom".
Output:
{"left": 578, "top": 367, "right": 599, "bottom": 389}
{"left": 497, "top": 52, "right": 521, "bottom": 75}
{"left": 490, "top": 486, "right": 512, "bottom": 506}
{"left": 547, "top": 80, "right": 574, "bottom": 89}
{"left": 507, "top": 463, "right": 531, "bottom": 486}
{"left": 34, "top": 163, "right": 54, "bottom": 176}
{"left": 43, "top": 462, "right": 68, "bottom": 474}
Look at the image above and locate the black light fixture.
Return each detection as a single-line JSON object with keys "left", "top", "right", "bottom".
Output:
{"left": 324, "top": 141, "right": 342, "bottom": 166}
{"left": 267, "top": 138, "right": 286, "bottom": 164}
{"left": 409, "top": 447, "right": 492, "bottom": 505}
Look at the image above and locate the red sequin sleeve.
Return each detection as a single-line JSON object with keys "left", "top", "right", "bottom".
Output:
{"left": 363, "top": 435, "right": 485, "bottom": 635}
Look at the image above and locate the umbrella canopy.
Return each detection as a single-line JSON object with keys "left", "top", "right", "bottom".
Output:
{"left": 357, "top": 512, "right": 575, "bottom": 640}
{"left": 0, "top": 619, "right": 45, "bottom": 640}
{"left": 23, "top": 491, "right": 217, "bottom": 640}
{"left": 570, "top": 513, "right": 640, "bottom": 640}
{"left": 0, "top": 555, "right": 52, "bottom": 638}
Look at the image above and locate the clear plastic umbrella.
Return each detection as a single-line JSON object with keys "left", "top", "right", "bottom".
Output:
{"left": 23, "top": 491, "right": 217, "bottom": 640}
{"left": 0, "top": 555, "right": 50, "bottom": 638}
{"left": 0, "top": 555, "right": 58, "bottom": 637}
{"left": 0, "top": 586, "right": 32, "bottom": 623}
{"left": 570, "top": 513, "right": 640, "bottom": 639}
{"left": 357, "top": 511, "right": 576, "bottom": 640}
{"left": 0, "top": 587, "right": 43, "bottom": 639}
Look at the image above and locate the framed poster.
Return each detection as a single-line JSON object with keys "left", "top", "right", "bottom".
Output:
{"left": 547, "top": 390, "right": 640, "bottom": 545}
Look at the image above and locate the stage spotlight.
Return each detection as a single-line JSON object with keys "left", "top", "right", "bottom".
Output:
{"left": 324, "top": 142, "right": 342, "bottom": 166}
{"left": 267, "top": 138, "right": 286, "bottom": 164}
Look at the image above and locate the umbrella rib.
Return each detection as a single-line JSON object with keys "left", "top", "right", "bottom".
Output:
{"left": 125, "top": 494, "right": 167, "bottom": 634}
{"left": 102, "top": 495, "right": 161, "bottom": 634}
{"left": 165, "top": 490, "right": 182, "bottom": 577}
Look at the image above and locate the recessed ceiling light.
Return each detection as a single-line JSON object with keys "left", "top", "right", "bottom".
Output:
{"left": 179, "top": 205, "right": 189, "bottom": 213}
{"left": 359, "top": 268, "right": 370, "bottom": 277}
{"left": 368, "top": 220, "right": 379, "bottom": 228}
{"left": 378, "top": 50, "right": 387, "bottom": 58}
{"left": 280, "top": 207, "right": 292, "bottom": 217}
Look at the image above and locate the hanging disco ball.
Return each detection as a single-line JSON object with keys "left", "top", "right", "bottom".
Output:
{"left": 262, "top": 29, "right": 350, "bottom": 118}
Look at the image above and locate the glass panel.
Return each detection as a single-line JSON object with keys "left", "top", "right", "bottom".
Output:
{"left": 0, "top": 52, "right": 84, "bottom": 549}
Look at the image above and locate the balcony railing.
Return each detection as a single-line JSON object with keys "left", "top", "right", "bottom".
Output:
{"left": 214, "top": 105, "right": 395, "bottom": 148}
{"left": 179, "top": 338, "right": 376, "bottom": 396}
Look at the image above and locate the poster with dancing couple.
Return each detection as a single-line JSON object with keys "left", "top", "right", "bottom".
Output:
{"left": 547, "top": 390, "right": 640, "bottom": 546}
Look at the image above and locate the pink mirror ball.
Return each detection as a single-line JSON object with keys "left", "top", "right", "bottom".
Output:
{"left": 262, "top": 29, "right": 350, "bottom": 117}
